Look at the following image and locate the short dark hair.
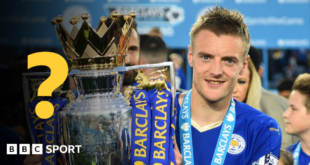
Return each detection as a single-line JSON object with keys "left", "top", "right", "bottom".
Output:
{"left": 131, "top": 19, "right": 139, "bottom": 37}
{"left": 190, "top": 6, "right": 250, "bottom": 59}
{"left": 277, "top": 78, "right": 294, "bottom": 92}
{"left": 139, "top": 34, "right": 168, "bottom": 64}
{"left": 248, "top": 46, "right": 262, "bottom": 72}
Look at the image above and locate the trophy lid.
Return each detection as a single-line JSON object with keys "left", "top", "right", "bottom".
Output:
{"left": 52, "top": 12, "right": 137, "bottom": 71}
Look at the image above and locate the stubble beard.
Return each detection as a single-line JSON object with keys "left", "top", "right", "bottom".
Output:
{"left": 123, "top": 69, "right": 138, "bottom": 86}
{"left": 193, "top": 75, "right": 227, "bottom": 104}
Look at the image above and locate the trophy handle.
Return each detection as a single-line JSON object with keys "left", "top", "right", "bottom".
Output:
{"left": 122, "top": 62, "right": 176, "bottom": 116}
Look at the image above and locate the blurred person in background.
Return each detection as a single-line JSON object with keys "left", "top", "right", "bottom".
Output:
{"left": 249, "top": 45, "right": 298, "bottom": 148}
{"left": 232, "top": 58, "right": 261, "bottom": 110}
{"left": 284, "top": 73, "right": 310, "bottom": 165}
{"left": 122, "top": 21, "right": 140, "bottom": 92}
{"left": 170, "top": 53, "right": 186, "bottom": 90}
{"left": 138, "top": 34, "right": 170, "bottom": 82}
{"left": 277, "top": 78, "right": 294, "bottom": 99}
{"left": 278, "top": 149, "right": 293, "bottom": 165}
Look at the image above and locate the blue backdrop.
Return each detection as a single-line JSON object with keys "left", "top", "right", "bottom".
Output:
{"left": 1, "top": 0, "right": 309, "bottom": 89}
{"left": 1, "top": 0, "right": 309, "bottom": 49}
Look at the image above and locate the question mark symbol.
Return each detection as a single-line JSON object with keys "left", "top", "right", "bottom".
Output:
{"left": 28, "top": 52, "right": 68, "bottom": 119}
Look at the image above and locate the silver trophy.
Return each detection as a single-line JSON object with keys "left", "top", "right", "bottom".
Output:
{"left": 23, "top": 11, "right": 175, "bottom": 165}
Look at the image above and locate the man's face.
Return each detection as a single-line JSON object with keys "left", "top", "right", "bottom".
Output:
{"left": 123, "top": 29, "right": 140, "bottom": 86}
{"left": 188, "top": 29, "right": 249, "bottom": 102}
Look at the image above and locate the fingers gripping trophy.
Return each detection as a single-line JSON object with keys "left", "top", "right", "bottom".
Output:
{"left": 23, "top": 11, "right": 176, "bottom": 165}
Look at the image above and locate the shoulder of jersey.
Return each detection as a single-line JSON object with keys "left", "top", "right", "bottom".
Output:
{"left": 235, "top": 100, "right": 279, "bottom": 127}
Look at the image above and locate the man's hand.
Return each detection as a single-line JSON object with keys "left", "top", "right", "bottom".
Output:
{"left": 24, "top": 155, "right": 42, "bottom": 165}
{"left": 23, "top": 147, "right": 42, "bottom": 165}
{"left": 174, "top": 138, "right": 183, "bottom": 165}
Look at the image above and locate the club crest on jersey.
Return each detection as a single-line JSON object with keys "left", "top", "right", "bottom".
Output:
{"left": 228, "top": 134, "right": 245, "bottom": 154}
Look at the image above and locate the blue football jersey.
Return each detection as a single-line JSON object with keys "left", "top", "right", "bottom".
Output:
{"left": 287, "top": 142, "right": 310, "bottom": 165}
{"left": 175, "top": 93, "right": 282, "bottom": 165}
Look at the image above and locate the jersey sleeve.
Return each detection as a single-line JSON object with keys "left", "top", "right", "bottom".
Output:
{"left": 250, "top": 118, "right": 282, "bottom": 163}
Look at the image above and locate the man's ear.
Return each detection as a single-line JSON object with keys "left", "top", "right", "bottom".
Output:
{"left": 188, "top": 45, "right": 193, "bottom": 67}
{"left": 240, "top": 55, "right": 250, "bottom": 75}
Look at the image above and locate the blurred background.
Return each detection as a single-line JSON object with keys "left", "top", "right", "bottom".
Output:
{"left": 0, "top": 0, "right": 309, "bottom": 162}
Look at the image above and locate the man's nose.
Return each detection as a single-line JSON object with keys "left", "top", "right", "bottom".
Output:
{"left": 124, "top": 54, "right": 131, "bottom": 65}
{"left": 210, "top": 60, "right": 223, "bottom": 77}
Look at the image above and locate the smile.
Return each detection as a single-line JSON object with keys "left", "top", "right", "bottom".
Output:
{"left": 206, "top": 80, "right": 225, "bottom": 84}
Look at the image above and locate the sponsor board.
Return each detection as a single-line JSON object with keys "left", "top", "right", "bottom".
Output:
{"left": 104, "top": 4, "right": 184, "bottom": 25}
{"left": 107, "top": 0, "right": 138, "bottom": 2}
{"left": 192, "top": 0, "right": 224, "bottom": 3}
{"left": 150, "top": 0, "right": 181, "bottom": 2}
{"left": 245, "top": 16, "right": 304, "bottom": 26}
{"left": 251, "top": 39, "right": 267, "bottom": 47}
{"left": 278, "top": 0, "right": 309, "bottom": 3}
{"left": 277, "top": 39, "right": 309, "bottom": 47}
{"left": 235, "top": 0, "right": 266, "bottom": 3}
{"left": 138, "top": 26, "right": 174, "bottom": 37}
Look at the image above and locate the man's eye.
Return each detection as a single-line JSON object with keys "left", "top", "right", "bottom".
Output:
{"left": 128, "top": 47, "right": 138, "bottom": 51}
{"left": 227, "top": 59, "right": 234, "bottom": 63}
{"left": 203, "top": 56, "right": 209, "bottom": 59}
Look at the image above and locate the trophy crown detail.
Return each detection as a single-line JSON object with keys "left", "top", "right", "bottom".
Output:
{"left": 52, "top": 12, "right": 136, "bottom": 70}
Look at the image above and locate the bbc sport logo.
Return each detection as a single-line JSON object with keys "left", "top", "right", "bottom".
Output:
{"left": 7, "top": 144, "right": 82, "bottom": 155}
